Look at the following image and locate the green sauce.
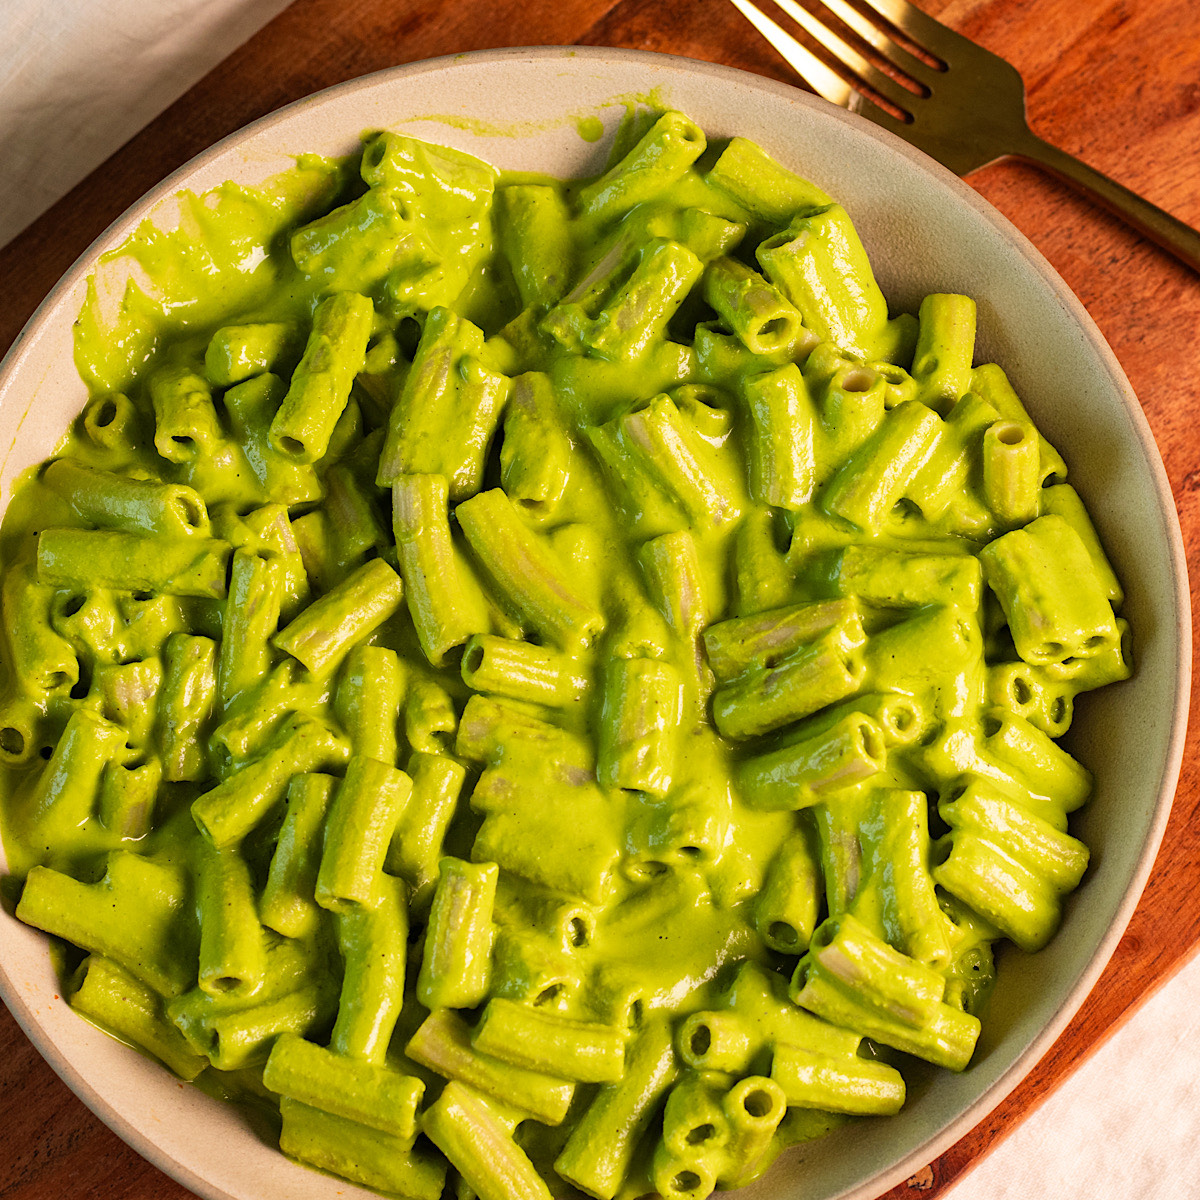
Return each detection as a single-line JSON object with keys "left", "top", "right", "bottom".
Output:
{"left": 0, "top": 112, "right": 1127, "bottom": 1200}
{"left": 575, "top": 116, "right": 606, "bottom": 144}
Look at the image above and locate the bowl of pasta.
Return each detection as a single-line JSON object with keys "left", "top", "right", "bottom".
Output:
{"left": 0, "top": 45, "right": 1188, "bottom": 1200}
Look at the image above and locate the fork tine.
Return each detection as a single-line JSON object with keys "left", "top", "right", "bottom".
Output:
{"left": 858, "top": 0, "right": 959, "bottom": 58}
{"left": 767, "top": 0, "right": 921, "bottom": 110}
{"left": 726, "top": 0, "right": 855, "bottom": 108}
{"left": 814, "top": 0, "right": 941, "bottom": 80}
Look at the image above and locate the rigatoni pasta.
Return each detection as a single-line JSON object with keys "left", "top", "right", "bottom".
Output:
{"left": 0, "top": 108, "right": 1132, "bottom": 1200}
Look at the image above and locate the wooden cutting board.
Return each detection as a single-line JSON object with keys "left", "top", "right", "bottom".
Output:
{"left": 1, "top": 0, "right": 1197, "bottom": 1197}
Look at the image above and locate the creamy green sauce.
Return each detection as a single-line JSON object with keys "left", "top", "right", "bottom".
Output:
{"left": 574, "top": 117, "right": 606, "bottom": 144}
{"left": 75, "top": 157, "right": 352, "bottom": 395}
{"left": 7, "top": 121, "right": 800, "bottom": 1035}
{"left": 0, "top": 109, "right": 1117, "bottom": 1200}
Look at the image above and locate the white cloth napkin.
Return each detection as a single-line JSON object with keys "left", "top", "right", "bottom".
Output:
{"left": 0, "top": 4, "right": 1193, "bottom": 1198}
{"left": 0, "top": 0, "right": 291, "bottom": 247}
{"left": 947, "top": 948, "right": 1200, "bottom": 1199}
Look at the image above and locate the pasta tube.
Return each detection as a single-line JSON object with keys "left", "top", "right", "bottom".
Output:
{"left": 910, "top": 293, "right": 976, "bottom": 411}
{"left": 576, "top": 110, "right": 706, "bottom": 223}
{"left": 43, "top": 460, "right": 210, "bottom": 539}
{"left": 457, "top": 488, "right": 605, "bottom": 650}
{"left": 703, "top": 256, "right": 804, "bottom": 356}
{"left": 260, "top": 773, "right": 335, "bottom": 939}
{"left": 417, "top": 857, "right": 498, "bottom": 1010}
{"left": 554, "top": 1018, "right": 677, "bottom": 1200}
{"left": 269, "top": 291, "right": 374, "bottom": 464}
{"left": 736, "top": 712, "right": 886, "bottom": 810}
{"left": 316, "top": 756, "right": 412, "bottom": 911}
{"left": 422, "top": 1081, "right": 552, "bottom": 1200}
{"left": 392, "top": 473, "right": 490, "bottom": 665}
{"left": 37, "top": 529, "right": 231, "bottom": 598}
{"left": 331, "top": 874, "right": 409, "bottom": 1062}
{"left": 980, "top": 514, "right": 1121, "bottom": 665}
{"left": 597, "top": 656, "right": 683, "bottom": 796}
{"left": 471, "top": 998, "right": 628, "bottom": 1083}
{"left": 191, "top": 714, "right": 349, "bottom": 848}
{"left": 265, "top": 1033, "right": 424, "bottom": 1138}
{"left": 377, "top": 307, "right": 510, "bottom": 499}
{"left": 274, "top": 558, "right": 405, "bottom": 677}
{"left": 740, "top": 363, "right": 818, "bottom": 509}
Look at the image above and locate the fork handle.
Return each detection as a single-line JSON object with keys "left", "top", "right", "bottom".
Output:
{"left": 1013, "top": 132, "right": 1200, "bottom": 274}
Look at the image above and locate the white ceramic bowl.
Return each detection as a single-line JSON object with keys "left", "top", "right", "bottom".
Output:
{"left": 0, "top": 46, "right": 1189, "bottom": 1200}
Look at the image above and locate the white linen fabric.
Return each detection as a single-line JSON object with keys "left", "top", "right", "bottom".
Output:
{"left": 0, "top": 0, "right": 291, "bottom": 247}
{"left": 0, "top": 4, "right": 1194, "bottom": 1198}
{"left": 946, "top": 948, "right": 1200, "bottom": 1200}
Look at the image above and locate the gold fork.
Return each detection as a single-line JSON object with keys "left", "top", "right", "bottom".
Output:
{"left": 727, "top": 0, "right": 1200, "bottom": 272}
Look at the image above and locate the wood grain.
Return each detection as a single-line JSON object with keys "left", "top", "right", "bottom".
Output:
{"left": 1, "top": 0, "right": 1198, "bottom": 1198}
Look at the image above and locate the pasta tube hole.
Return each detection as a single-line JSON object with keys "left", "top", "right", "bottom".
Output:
{"left": 672, "top": 385, "right": 734, "bottom": 442}
{"left": 687, "top": 1023, "right": 712, "bottom": 1058}
{"left": 740, "top": 1088, "right": 776, "bottom": 1119}
{"left": 994, "top": 421, "right": 1026, "bottom": 446}
{"left": 361, "top": 139, "right": 387, "bottom": 173}
{"left": 278, "top": 435, "right": 306, "bottom": 459}
{"left": 206, "top": 1030, "right": 223, "bottom": 1062}
{"left": 752, "top": 315, "right": 799, "bottom": 352}
{"left": 858, "top": 722, "right": 885, "bottom": 764}
{"left": 462, "top": 641, "right": 486, "bottom": 674}
{"left": 57, "top": 594, "right": 86, "bottom": 619}
{"left": 566, "top": 916, "right": 589, "bottom": 948}
{"left": 83, "top": 394, "right": 136, "bottom": 447}
{"left": 809, "top": 919, "right": 838, "bottom": 951}
{"left": 767, "top": 920, "right": 800, "bottom": 949}
{"left": 517, "top": 498, "right": 551, "bottom": 519}
{"left": 671, "top": 1172, "right": 702, "bottom": 1193}
{"left": 942, "top": 781, "right": 968, "bottom": 805}
{"left": 841, "top": 368, "right": 875, "bottom": 393}
{"left": 686, "top": 1123, "right": 716, "bottom": 1146}
{"left": 886, "top": 698, "right": 918, "bottom": 735}
{"left": 534, "top": 983, "right": 564, "bottom": 1007}
{"left": 173, "top": 494, "right": 208, "bottom": 530}
{"left": 0, "top": 687, "right": 36, "bottom": 761}
{"left": 627, "top": 858, "right": 671, "bottom": 882}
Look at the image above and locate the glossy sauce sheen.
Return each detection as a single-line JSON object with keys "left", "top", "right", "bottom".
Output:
{"left": 0, "top": 109, "right": 1128, "bottom": 1200}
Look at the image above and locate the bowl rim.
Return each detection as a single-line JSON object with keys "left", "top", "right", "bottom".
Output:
{"left": 0, "top": 42, "right": 1191, "bottom": 1200}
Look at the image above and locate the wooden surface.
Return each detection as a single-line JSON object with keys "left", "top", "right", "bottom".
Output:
{"left": 1, "top": 0, "right": 1198, "bottom": 1197}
